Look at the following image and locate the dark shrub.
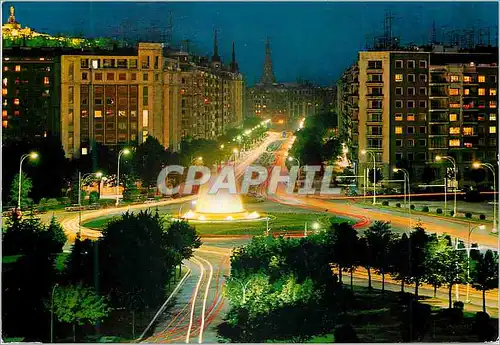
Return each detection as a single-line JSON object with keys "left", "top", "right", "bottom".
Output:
{"left": 479, "top": 214, "right": 486, "bottom": 220}
{"left": 382, "top": 201, "right": 389, "bottom": 206}
{"left": 334, "top": 324, "right": 359, "bottom": 342}
{"left": 410, "top": 204, "right": 415, "bottom": 210}
{"left": 473, "top": 312, "right": 496, "bottom": 341}
{"left": 89, "top": 191, "right": 100, "bottom": 204}
{"left": 401, "top": 301, "right": 431, "bottom": 341}
{"left": 422, "top": 206, "right": 429, "bottom": 212}
{"left": 436, "top": 208, "right": 442, "bottom": 214}
{"left": 465, "top": 212, "right": 472, "bottom": 219}
{"left": 453, "top": 301, "right": 464, "bottom": 310}
{"left": 396, "top": 202, "right": 401, "bottom": 208}
{"left": 450, "top": 210, "right": 455, "bottom": 216}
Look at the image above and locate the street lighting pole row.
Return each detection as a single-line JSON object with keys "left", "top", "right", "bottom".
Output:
{"left": 394, "top": 168, "right": 411, "bottom": 231}
{"left": 473, "top": 162, "right": 497, "bottom": 233}
{"left": 116, "top": 148, "right": 131, "bottom": 206}
{"left": 435, "top": 155, "right": 457, "bottom": 217}
{"left": 361, "top": 150, "right": 376, "bottom": 205}
{"left": 17, "top": 152, "right": 38, "bottom": 211}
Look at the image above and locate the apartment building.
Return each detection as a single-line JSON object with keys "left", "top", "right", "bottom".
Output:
{"left": 338, "top": 46, "right": 498, "bottom": 185}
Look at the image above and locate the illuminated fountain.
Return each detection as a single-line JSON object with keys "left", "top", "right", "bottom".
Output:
{"left": 182, "top": 176, "right": 262, "bottom": 222}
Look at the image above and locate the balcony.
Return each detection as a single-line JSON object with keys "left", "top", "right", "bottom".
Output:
{"left": 430, "top": 100, "right": 449, "bottom": 110}
{"left": 429, "top": 113, "right": 449, "bottom": 123}
{"left": 366, "top": 68, "right": 383, "bottom": 74}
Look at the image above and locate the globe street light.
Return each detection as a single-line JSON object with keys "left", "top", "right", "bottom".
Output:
{"left": 394, "top": 168, "right": 411, "bottom": 231}
{"left": 435, "top": 155, "right": 457, "bottom": 217}
{"left": 17, "top": 152, "right": 38, "bottom": 211}
{"left": 473, "top": 162, "right": 497, "bottom": 233}
{"left": 116, "top": 148, "right": 131, "bottom": 206}
{"left": 361, "top": 149, "right": 376, "bottom": 204}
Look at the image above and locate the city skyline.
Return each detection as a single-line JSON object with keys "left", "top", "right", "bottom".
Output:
{"left": 2, "top": 1, "right": 498, "bottom": 86}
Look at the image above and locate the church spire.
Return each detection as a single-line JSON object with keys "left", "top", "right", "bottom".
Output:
{"left": 212, "top": 28, "right": 220, "bottom": 62}
{"left": 230, "top": 41, "right": 239, "bottom": 73}
{"left": 8, "top": 6, "right": 18, "bottom": 24}
{"left": 260, "top": 37, "right": 276, "bottom": 85}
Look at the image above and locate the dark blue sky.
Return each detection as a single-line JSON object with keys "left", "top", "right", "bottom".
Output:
{"left": 3, "top": 2, "right": 498, "bottom": 85}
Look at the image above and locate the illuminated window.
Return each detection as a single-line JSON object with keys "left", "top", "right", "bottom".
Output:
{"left": 450, "top": 113, "right": 458, "bottom": 121}
{"left": 94, "top": 110, "right": 102, "bottom": 118}
{"left": 82, "top": 148, "right": 88, "bottom": 155}
{"left": 449, "top": 103, "right": 460, "bottom": 108}
{"left": 395, "top": 113, "right": 403, "bottom": 121}
{"left": 463, "top": 127, "right": 474, "bottom": 136}
{"left": 2, "top": 88, "right": 7, "bottom": 96}
{"left": 489, "top": 126, "right": 497, "bottom": 134}
{"left": 490, "top": 113, "right": 497, "bottom": 121}
{"left": 395, "top": 126, "right": 403, "bottom": 134}
{"left": 131, "top": 110, "right": 137, "bottom": 117}
{"left": 2, "top": 78, "right": 7, "bottom": 87}
{"left": 449, "top": 139, "right": 460, "bottom": 147}
{"left": 2, "top": 110, "right": 7, "bottom": 118}
{"left": 143, "top": 110, "right": 149, "bottom": 127}
{"left": 464, "top": 89, "right": 470, "bottom": 95}
{"left": 395, "top": 74, "right": 403, "bottom": 82}
{"left": 118, "top": 110, "right": 126, "bottom": 117}
{"left": 43, "top": 76, "right": 49, "bottom": 85}
{"left": 2, "top": 120, "right": 7, "bottom": 128}
{"left": 479, "top": 88, "right": 486, "bottom": 96}
{"left": 449, "top": 127, "right": 460, "bottom": 135}
{"left": 419, "top": 113, "right": 427, "bottom": 121}
{"left": 15, "top": 65, "right": 21, "bottom": 72}
{"left": 407, "top": 113, "right": 415, "bottom": 121}
{"left": 14, "top": 98, "right": 19, "bottom": 105}
{"left": 490, "top": 88, "right": 497, "bottom": 96}
{"left": 3, "top": 66, "right": 8, "bottom": 71}
{"left": 489, "top": 101, "right": 497, "bottom": 108}
{"left": 479, "top": 75, "right": 486, "bottom": 83}
{"left": 464, "top": 76, "right": 472, "bottom": 83}
{"left": 449, "top": 88, "right": 459, "bottom": 96}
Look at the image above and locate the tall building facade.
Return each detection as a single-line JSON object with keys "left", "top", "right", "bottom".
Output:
{"left": 60, "top": 42, "right": 244, "bottom": 158}
{"left": 338, "top": 46, "right": 498, "bottom": 185}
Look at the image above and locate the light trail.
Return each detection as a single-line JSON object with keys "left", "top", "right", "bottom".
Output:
{"left": 185, "top": 257, "right": 205, "bottom": 344}
{"left": 196, "top": 255, "right": 214, "bottom": 344}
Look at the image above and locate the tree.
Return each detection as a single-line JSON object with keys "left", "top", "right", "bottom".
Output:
{"left": 52, "top": 283, "right": 110, "bottom": 342}
{"left": 9, "top": 172, "right": 33, "bottom": 209}
{"left": 122, "top": 178, "right": 140, "bottom": 202}
{"left": 329, "top": 222, "right": 359, "bottom": 289}
{"left": 164, "top": 220, "right": 202, "bottom": 276}
{"left": 424, "top": 235, "right": 448, "bottom": 297}
{"left": 367, "top": 168, "right": 384, "bottom": 184}
{"left": 134, "top": 135, "right": 172, "bottom": 190}
{"left": 421, "top": 165, "right": 436, "bottom": 184}
{"left": 407, "top": 223, "right": 432, "bottom": 297}
{"left": 47, "top": 216, "right": 67, "bottom": 251}
{"left": 471, "top": 250, "right": 499, "bottom": 312}
{"left": 440, "top": 243, "right": 467, "bottom": 308}
{"left": 389, "top": 233, "right": 411, "bottom": 293}
{"left": 364, "top": 221, "right": 394, "bottom": 292}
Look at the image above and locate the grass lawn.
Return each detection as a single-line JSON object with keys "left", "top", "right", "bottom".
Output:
{"left": 84, "top": 212, "right": 351, "bottom": 236}
{"left": 2, "top": 255, "right": 23, "bottom": 264}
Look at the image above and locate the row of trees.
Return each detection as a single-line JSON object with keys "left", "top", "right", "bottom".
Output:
{"left": 218, "top": 220, "right": 498, "bottom": 342}
{"left": 2, "top": 211, "right": 201, "bottom": 342}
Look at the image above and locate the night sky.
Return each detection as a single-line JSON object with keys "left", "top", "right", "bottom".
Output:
{"left": 3, "top": 2, "right": 498, "bottom": 86}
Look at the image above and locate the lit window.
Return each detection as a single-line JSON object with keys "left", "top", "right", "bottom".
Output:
{"left": 450, "top": 75, "right": 459, "bottom": 82}
{"left": 449, "top": 127, "right": 460, "bottom": 135}
{"left": 479, "top": 88, "right": 486, "bottom": 96}
{"left": 464, "top": 89, "right": 470, "bottom": 95}
{"left": 131, "top": 110, "right": 137, "bottom": 117}
{"left": 450, "top": 114, "right": 457, "bottom": 121}
{"left": 94, "top": 110, "right": 102, "bottom": 118}
{"left": 490, "top": 113, "right": 497, "bottom": 121}
{"left": 395, "top": 113, "right": 403, "bottom": 121}
{"left": 407, "top": 113, "right": 415, "bottom": 121}
{"left": 490, "top": 88, "right": 497, "bottom": 96}
{"left": 489, "top": 101, "right": 497, "bottom": 108}
{"left": 2, "top": 88, "right": 7, "bottom": 96}
{"left": 395, "top": 126, "right": 403, "bottom": 134}
{"left": 449, "top": 139, "right": 460, "bottom": 147}
{"left": 2, "top": 110, "right": 7, "bottom": 118}
{"left": 464, "top": 76, "right": 472, "bottom": 83}
{"left": 489, "top": 126, "right": 497, "bottom": 134}
{"left": 15, "top": 65, "right": 21, "bottom": 72}
{"left": 395, "top": 74, "right": 403, "bottom": 82}
{"left": 2, "top": 120, "right": 7, "bottom": 128}
{"left": 143, "top": 110, "right": 149, "bottom": 127}
{"left": 449, "top": 88, "right": 459, "bottom": 96}
{"left": 419, "top": 113, "right": 427, "bottom": 121}
{"left": 118, "top": 110, "right": 126, "bottom": 117}
{"left": 3, "top": 66, "right": 8, "bottom": 71}
{"left": 2, "top": 78, "right": 7, "bottom": 87}
{"left": 44, "top": 77, "right": 49, "bottom": 85}
{"left": 82, "top": 148, "right": 88, "bottom": 155}
{"left": 479, "top": 75, "right": 486, "bottom": 83}
{"left": 449, "top": 103, "right": 460, "bottom": 108}
{"left": 14, "top": 98, "right": 19, "bottom": 105}
{"left": 463, "top": 127, "right": 474, "bottom": 136}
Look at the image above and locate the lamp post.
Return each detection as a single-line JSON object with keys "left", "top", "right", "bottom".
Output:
{"left": 394, "top": 168, "right": 411, "bottom": 231}
{"left": 304, "top": 221, "right": 320, "bottom": 236}
{"left": 50, "top": 283, "right": 59, "bottom": 343}
{"left": 435, "top": 155, "right": 457, "bottom": 217}
{"left": 473, "top": 162, "right": 497, "bottom": 233}
{"left": 361, "top": 149, "right": 376, "bottom": 204}
{"left": 465, "top": 223, "right": 486, "bottom": 303}
{"left": 116, "top": 148, "right": 131, "bottom": 206}
{"left": 17, "top": 152, "right": 38, "bottom": 211}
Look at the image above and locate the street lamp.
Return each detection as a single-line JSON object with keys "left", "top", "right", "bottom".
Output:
{"left": 361, "top": 149, "right": 376, "bottom": 205}
{"left": 473, "top": 162, "right": 497, "bottom": 233}
{"left": 116, "top": 148, "right": 131, "bottom": 206}
{"left": 17, "top": 152, "right": 38, "bottom": 211}
{"left": 50, "top": 283, "right": 59, "bottom": 343}
{"left": 78, "top": 171, "right": 103, "bottom": 206}
{"left": 394, "top": 168, "right": 411, "bottom": 231}
{"left": 435, "top": 155, "right": 457, "bottom": 217}
{"left": 461, "top": 223, "right": 486, "bottom": 303}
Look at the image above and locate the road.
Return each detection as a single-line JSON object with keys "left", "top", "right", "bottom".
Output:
{"left": 52, "top": 131, "right": 498, "bottom": 342}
